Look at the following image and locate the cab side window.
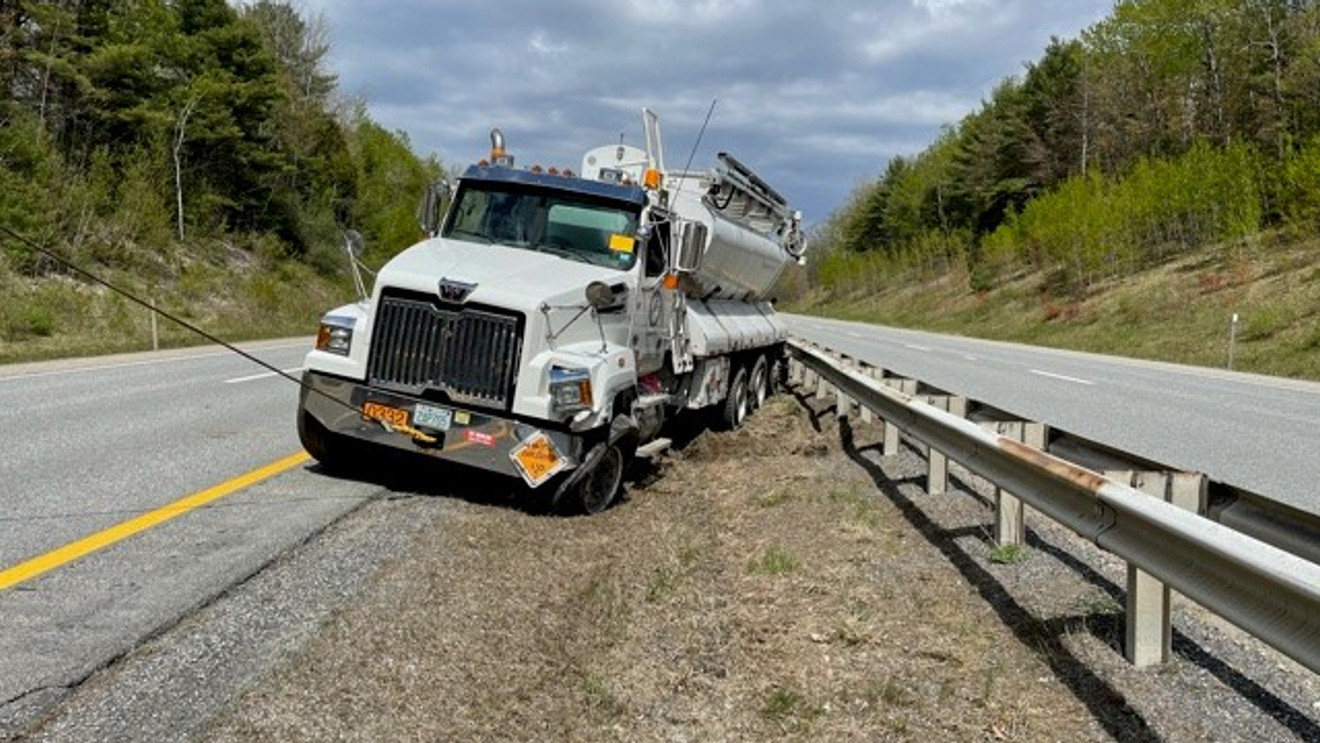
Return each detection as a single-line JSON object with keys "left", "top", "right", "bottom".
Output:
{"left": 645, "top": 219, "right": 671, "bottom": 278}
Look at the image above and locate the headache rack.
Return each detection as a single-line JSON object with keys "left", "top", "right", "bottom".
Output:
{"left": 366, "top": 292, "right": 523, "bottom": 410}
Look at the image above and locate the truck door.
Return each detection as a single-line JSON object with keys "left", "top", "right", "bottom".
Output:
{"left": 636, "top": 216, "right": 674, "bottom": 376}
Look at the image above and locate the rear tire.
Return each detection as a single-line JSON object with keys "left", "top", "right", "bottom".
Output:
{"left": 748, "top": 355, "right": 769, "bottom": 409}
{"left": 720, "top": 366, "right": 749, "bottom": 430}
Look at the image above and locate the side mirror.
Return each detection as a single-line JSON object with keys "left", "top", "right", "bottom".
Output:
{"left": 418, "top": 178, "right": 452, "bottom": 238}
{"left": 585, "top": 281, "right": 628, "bottom": 311}
{"left": 344, "top": 229, "right": 365, "bottom": 258}
{"left": 675, "top": 221, "right": 707, "bottom": 273}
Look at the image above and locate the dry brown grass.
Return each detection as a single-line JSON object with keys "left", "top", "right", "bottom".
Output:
{"left": 202, "top": 395, "right": 1103, "bottom": 742}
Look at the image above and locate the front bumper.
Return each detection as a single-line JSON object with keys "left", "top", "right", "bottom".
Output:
{"left": 300, "top": 370, "right": 583, "bottom": 486}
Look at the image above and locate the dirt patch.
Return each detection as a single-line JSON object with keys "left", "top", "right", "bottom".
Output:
{"left": 198, "top": 393, "right": 1119, "bottom": 742}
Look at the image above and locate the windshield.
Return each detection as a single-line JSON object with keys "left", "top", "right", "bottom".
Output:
{"left": 442, "top": 179, "right": 641, "bottom": 270}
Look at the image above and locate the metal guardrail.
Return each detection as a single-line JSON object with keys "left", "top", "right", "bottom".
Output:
{"left": 785, "top": 338, "right": 1320, "bottom": 674}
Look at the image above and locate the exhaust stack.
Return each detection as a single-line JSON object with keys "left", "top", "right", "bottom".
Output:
{"left": 489, "top": 129, "right": 513, "bottom": 167}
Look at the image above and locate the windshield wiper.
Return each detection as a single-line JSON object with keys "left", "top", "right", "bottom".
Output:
{"left": 532, "top": 242, "right": 581, "bottom": 261}
{"left": 448, "top": 228, "right": 493, "bottom": 244}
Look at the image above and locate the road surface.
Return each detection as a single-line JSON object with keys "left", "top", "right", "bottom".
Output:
{"left": 0, "top": 340, "right": 383, "bottom": 729}
{"left": 786, "top": 315, "right": 1320, "bottom": 515}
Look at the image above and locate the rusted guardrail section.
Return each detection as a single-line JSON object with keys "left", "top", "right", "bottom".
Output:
{"left": 785, "top": 338, "right": 1320, "bottom": 674}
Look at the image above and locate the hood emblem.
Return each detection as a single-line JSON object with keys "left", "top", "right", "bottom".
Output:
{"left": 438, "top": 278, "right": 477, "bottom": 303}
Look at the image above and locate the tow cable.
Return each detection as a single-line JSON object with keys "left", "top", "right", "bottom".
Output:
{"left": 374, "top": 419, "right": 438, "bottom": 445}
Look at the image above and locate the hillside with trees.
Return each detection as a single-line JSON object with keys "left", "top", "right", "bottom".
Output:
{"left": 0, "top": 0, "right": 440, "bottom": 360}
{"left": 798, "top": 0, "right": 1320, "bottom": 377}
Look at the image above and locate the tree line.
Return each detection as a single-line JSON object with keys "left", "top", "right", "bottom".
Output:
{"left": 816, "top": 0, "right": 1320, "bottom": 294}
{"left": 0, "top": 0, "right": 440, "bottom": 277}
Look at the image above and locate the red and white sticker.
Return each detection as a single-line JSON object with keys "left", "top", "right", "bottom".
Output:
{"left": 464, "top": 430, "right": 496, "bottom": 447}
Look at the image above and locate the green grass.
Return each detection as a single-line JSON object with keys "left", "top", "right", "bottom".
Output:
{"left": 752, "top": 547, "right": 800, "bottom": 576}
{"left": 989, "top": 543, "right": 1029, "bottom": 565}
{"left": 791, "top": 232, "right": 1320, "bottom": 382}
{"left": 829, "top": 485, "right": 884, "bottom": 528}
{"left": 0, "top": 251, "right": 356, "bottom": 364}
{"left": 761, "top": 685, "right": 823, "bottom": 730}
{"left": 865, "top": 677, "right": 916, "bottom": 708}
{"left": 646, "top": 564, "right": 678, "bottom": 602}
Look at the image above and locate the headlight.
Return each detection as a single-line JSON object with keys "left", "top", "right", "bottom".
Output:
{"left": 315, "top": 317, "right": 355, "bottom": 356}
{"left": 549, "top": 366, "right": 593, "bottom": 413}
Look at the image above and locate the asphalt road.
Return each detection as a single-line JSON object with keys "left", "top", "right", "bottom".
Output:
{"left": 0, "top": 340, "right": 384, "bottom": 733}
{"left": 785, "top": 315, "right": 1320, "bottom": 515}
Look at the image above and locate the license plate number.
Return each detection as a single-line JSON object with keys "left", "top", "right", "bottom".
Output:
{"left": 362, "top": 401, "right": 408, "bottom": 428}
{"left": 413, "top": 403, "right": 453, "bottom": 431}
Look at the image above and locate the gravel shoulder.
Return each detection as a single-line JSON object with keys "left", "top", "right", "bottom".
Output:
{"left": 13, "top": 388, "right": 1319, "bottom": 741}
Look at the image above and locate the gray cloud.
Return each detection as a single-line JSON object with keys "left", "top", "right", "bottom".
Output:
{"left": 299, "top": 0, "right": 1112, "bottom": 222}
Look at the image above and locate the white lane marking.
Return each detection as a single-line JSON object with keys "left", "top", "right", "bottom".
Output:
{"left": 1029, "top": 369, "right": 1095, "bottom": 386}
{"left": 964, "top": 355, "right": 979, "bottom": 361}
{"left": 845, "top": 331, "right": 863, "bottom": 338}
{"left": 0, "top": 342, "right": 309, "bottom": 383}
{"left": 225, "top": 367, "right": 304, "bottom": 384}
{"left": 904, "top": 344, "right": 932, "bottom": 352}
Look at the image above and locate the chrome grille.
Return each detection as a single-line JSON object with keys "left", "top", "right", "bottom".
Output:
{"left": 367, "top": 295, "right": 522, "bottom": 409}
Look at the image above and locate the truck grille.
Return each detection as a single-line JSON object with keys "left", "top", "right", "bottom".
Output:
{"left": 367, "top": 294, "right": 522, "bottom": 410}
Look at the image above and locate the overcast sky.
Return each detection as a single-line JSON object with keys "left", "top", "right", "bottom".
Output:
{"left": 298, "top": 0, "right": 1115, "bottom": 223}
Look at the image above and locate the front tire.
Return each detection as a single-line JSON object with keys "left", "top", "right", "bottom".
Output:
{"left": 298, "top": 405, "right": 356, "bottom": 473}
{"left": 566, "top": 442, "right": 625, "bottom": 515}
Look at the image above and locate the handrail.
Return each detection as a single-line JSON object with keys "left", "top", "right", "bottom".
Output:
{"left": 786, "top": 338, "right": 1320, "bottom": 674}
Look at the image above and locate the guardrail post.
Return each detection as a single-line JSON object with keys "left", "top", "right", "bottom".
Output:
{"left": 925, "top": 396, "right": 967, "bottom": 495}
{"left": 789, "top": 358, "right": 804, "bottom": 386}
{"left": 994, "top": 422, "right": 1026, "bottom": 546}
{"left": 859, "top": 367, "right": 878, "bottom": 424}
{"left": 1124, "top": 472, "right": 1173, "bottom": 667}
{"left": 1022, "top": 422, "right": 1046, "bottom": 523}
{"left": 1169, "top": 472, "right": 1207, "bottom": 515}
{"left": 880, "top": 378, "right": 917, "bottom": 456}
{"left": 801, "top": 367, "right": 818, "bottom": 395}
{"left": 836, "top": 358, "right": 855, "bottom": 419}
{"left": 815, "top": 370, "right": 830, "bottom": 401}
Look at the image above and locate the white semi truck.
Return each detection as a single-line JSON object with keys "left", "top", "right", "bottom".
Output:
{"left": 297, "top": 109, "right": 806, "bottom": 513}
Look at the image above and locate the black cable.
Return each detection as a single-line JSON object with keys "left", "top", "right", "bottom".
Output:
{"left": 0, "top": 222, "right": 363, "bottom": 417}
{"left": 678, "top": 99, "right": 718, "bottom": 179}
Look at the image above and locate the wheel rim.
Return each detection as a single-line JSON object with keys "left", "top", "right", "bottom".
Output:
{"left": 580, "top": 445, "right": 623, "bottom": 514}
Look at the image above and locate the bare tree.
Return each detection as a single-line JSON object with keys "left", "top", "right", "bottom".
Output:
{"left": 173, "top": 94, "right": 201, "bottom": 241}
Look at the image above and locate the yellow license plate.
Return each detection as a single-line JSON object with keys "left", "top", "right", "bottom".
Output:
{"left": 362, "top": 401, "right": 409, "bottom": 428}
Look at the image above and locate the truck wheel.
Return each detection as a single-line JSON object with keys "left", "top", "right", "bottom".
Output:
{"left": 720, "top": 366, "right": 749, "bottom": 429}
{"left": 569, "top": 442, "right": 625, "bottom": 515}
{"left": 769, "top": 355, "right": 786, "bottom": 394}
{"left": 748, "top": 355, "right": 769, "bottom": 409}
{"left": 297, "top": 406, "right": 353, "bottom": 472}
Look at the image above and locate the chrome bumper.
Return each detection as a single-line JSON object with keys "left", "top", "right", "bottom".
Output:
{"left": 299, "top": 370, "right": 582, "bottom": 485}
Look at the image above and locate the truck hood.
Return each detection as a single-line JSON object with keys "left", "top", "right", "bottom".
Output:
{"left": 375, "top": 237, "right": 632, "bottom": 313}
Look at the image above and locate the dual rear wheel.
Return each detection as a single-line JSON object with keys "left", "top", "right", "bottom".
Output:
{"left": 720, "top": 352, "right": 775, "bottom": 430}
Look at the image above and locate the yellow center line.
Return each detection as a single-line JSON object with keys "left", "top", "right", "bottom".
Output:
{"left": 0, "top": 451, "right": 311, "bottom": 593}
